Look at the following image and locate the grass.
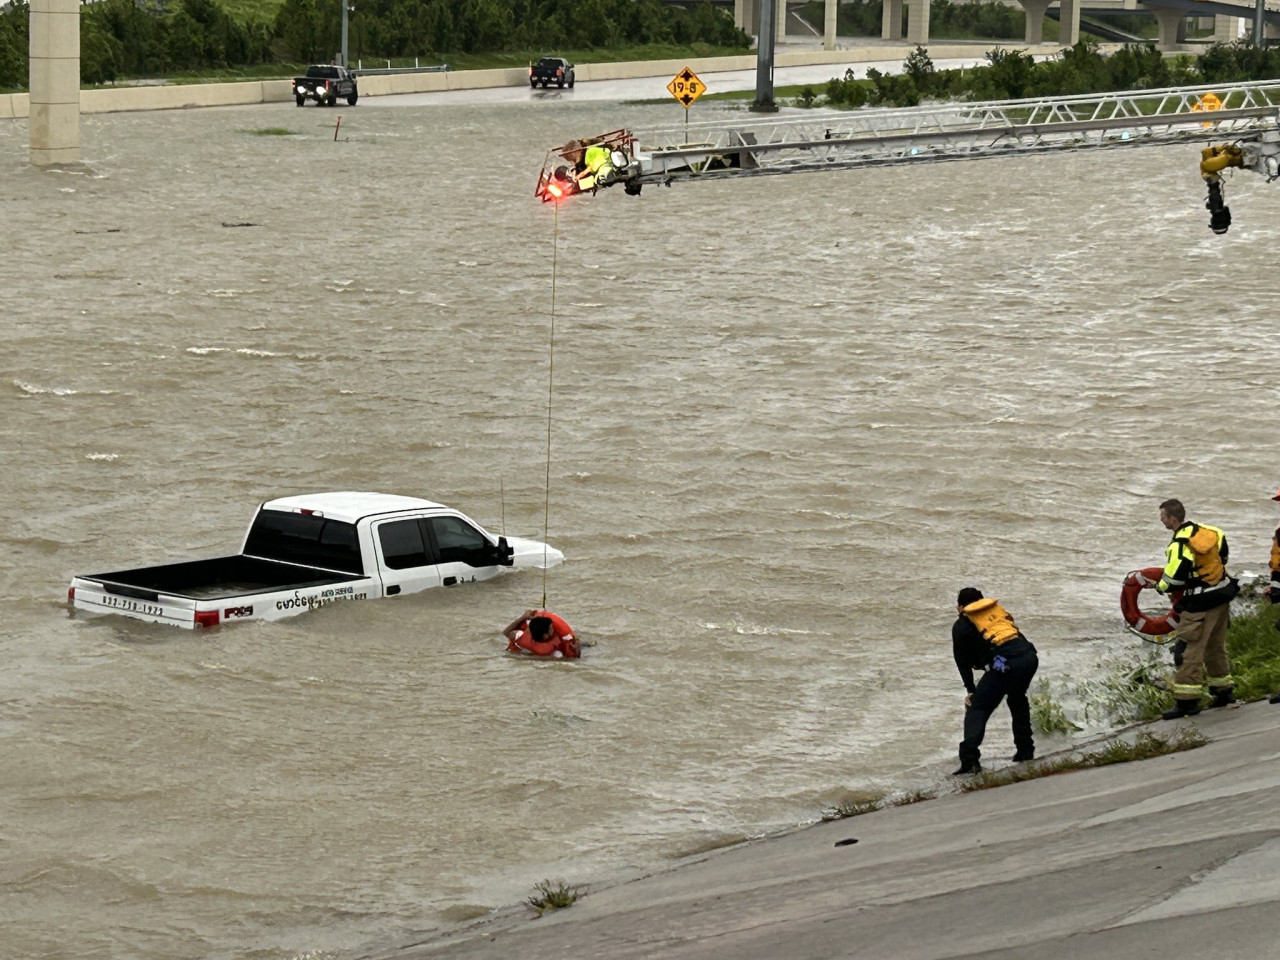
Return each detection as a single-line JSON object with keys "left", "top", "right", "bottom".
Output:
{"left": 822, "top": 786, "right": 935, "bottom": 821}
{"left": 958, "top": 728, "right": 1210, "bottom": 793}
{"left": 822, "top": 797, "right": 883, "bottom": 820}
{"left": 526, "top": 879, "right": 585, "bottom": 916}
{"left": 244, "top": 127, "right": 294, "bottom": 136}
{"left": 1225, "top": 599, "right": 1280, "bottom": 701}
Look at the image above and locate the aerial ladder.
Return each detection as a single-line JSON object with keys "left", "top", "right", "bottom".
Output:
{"left": 535, "top": 80, "right": 1280, "bottom": 234}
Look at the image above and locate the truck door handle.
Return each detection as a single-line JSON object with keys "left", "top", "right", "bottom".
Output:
{"left": 386, "top": 585, "right": 401, "bottom": 596}
{"left": 443, "top": 576, "right": 457, "bottom": 587}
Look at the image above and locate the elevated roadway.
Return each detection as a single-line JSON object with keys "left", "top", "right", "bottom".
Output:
{"left": 737, "top": 0, "right": 1280, "bottom": 51}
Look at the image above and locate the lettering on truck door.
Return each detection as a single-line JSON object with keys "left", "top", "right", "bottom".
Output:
{"left": 425, "top": 515, "right": 503, "bottom": 587}
{"left": 375, "top": 518, "right": 444, "bottom": 597}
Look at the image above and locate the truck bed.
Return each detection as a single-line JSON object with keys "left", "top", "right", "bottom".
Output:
{"left": 79, "top": 555, "right": 366, "bottom": 601}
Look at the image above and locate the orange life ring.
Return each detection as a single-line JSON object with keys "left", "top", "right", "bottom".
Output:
{"left": 1120, "top": 566, "right": 1182, "bottom": 636}
{"left": 507, "top": 610, "right": 579, "bottom": 659}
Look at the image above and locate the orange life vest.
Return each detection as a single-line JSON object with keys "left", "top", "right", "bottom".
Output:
{"left": 961, "top": 598, "right": 1022, "bottom": 647}
{"left": 507, "top": 610, "right": 579, "bottom": 659}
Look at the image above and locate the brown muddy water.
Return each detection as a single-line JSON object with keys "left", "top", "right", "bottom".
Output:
{"left": 3, "top": 94, "right": 1279, "bottom": 960}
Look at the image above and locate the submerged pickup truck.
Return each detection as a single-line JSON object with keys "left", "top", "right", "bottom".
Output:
{"left": 68, "top": 492, "right": 563, "bottom": 629}
{"left": 292, "top": 64, "right": 359, "bottom": 106}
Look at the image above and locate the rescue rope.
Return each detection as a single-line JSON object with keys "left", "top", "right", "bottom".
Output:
{"left": 541, "top": 200, "right": 559, "bottom": 609}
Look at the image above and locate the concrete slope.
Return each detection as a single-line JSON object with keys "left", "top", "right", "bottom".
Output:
{"left": 367, "top": 702, "right": 1280, "bottom": 960}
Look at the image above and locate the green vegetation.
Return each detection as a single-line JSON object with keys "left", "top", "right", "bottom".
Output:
{"left": 959, "top": 728, "right": 1210, "bottom": 792}
{"left": 822, "top": 786, "right": 934, "bottom": 821}
{"left": 244, "top": 127, "right": 295, "bottom": 135}
{"left": 0, "top": 0, "right": 748, "bottom": 87}
{"left": 822, "top": 797, "right": 882, "bottom": 820}
{"left": 781, "top": 40, "right": 1280, "bottom": 112}
{"left": 526, "top": 879, "right": 585, "bottom": 916}
{"left": 1221, "top": 599, "right": 1280, "bottom": 701}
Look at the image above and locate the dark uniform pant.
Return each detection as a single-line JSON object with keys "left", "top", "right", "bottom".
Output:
{"left": 960, "top": 644, "right": 1039, "bottom": 765}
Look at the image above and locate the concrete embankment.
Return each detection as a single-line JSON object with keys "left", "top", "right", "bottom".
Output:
{"left": 364, "top": 702, "right": 1280, "bottom": 960}
{"left": 0, "top": 41, "right": 1050, "bottom": 120}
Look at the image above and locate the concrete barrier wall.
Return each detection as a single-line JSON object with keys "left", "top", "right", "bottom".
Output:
{"left": 1, "top": 92, "right": 30, "bottom": 118}
{"left": 0, "top": 43, "right": 1071, "bottom": 119}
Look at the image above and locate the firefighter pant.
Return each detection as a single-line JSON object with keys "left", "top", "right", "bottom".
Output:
{"left": 959, "top": 646, "right": 1039, "bottom": 765}
{"left": 1171, "top": 602, "right": 1232, "bottom": 702}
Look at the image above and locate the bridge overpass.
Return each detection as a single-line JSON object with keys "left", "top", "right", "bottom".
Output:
{"left": 732, "top": 0, "right": 1280, "bottom": 50}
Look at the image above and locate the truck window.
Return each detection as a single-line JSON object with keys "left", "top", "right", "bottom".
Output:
{"left": 428, "top": 516, "right": 493, "bottom": 567}
{"left": 379, "top": 519, "right": 431, "bottom": 570}
{"left": 244, "top": 510, "right": 362, "bottom": 573}
{"left": 306, "top": 65, "right": 340, "bottom": 79}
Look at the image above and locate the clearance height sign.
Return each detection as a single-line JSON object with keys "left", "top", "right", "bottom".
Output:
{"left": 667, "top": 67, "right": 705, "bottom": 107}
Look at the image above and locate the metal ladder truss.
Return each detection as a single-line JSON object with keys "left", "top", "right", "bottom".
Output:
{"left": 536, "top": 81, "right": 1280, "bottom": 195}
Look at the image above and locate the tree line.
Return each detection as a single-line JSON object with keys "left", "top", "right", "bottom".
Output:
{"left": 818, "top": 40, "right": 1280, "bottom": 109}
{"left": 0, "top": 0, "right": 749, "bottom": 87}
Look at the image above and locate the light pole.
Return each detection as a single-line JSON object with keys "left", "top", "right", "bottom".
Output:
{"left": 752, "top": 0, "right": 778, "bottom": 112}
{"left": 341, "top": 0, "right": 350, "bottom": 67}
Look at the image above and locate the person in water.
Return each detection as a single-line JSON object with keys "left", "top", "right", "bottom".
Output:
{"left": 503, "top": 608, "right": 579, "bottom": 659}
{"left": 951, "top": 587, "right": 1039, "bottom": 775}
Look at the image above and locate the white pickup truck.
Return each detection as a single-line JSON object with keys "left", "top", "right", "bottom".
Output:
{"left": 68, "top": 492, "right": 563, "bottom": 629}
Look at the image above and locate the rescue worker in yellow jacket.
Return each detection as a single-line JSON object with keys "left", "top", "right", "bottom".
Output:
{"left": 575, "top": 142, "right": 615, "bottom": 192}
{"left": 951, "top": 587, "right": 1039, "bottom": 775}
{"left": 1155, "top": 499, "right": 1239, "bottom": 719}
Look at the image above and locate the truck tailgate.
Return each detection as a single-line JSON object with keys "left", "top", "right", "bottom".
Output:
{"left": 69, "top": 579, "right": 200, "bottom": 628}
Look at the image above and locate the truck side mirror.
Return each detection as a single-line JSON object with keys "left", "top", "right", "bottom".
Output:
{"left": 494, "top": 536, "right": 515, "bottom": 567}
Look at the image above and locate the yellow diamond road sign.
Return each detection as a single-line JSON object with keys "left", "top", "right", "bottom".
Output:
{"left": 667, "top": 67, "right": 705, "bottom": 107}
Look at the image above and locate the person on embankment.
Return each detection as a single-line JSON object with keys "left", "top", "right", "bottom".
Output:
{"left": 951, "top": 587, "right": 1039, "bottom": 775}
{"left": 1155, "top": 498, "right": 1238, "bottom": 719}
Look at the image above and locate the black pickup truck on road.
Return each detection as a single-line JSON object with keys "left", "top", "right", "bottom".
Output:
{"left": 293, "top": 64, "right": 359, "bottom": 106}
{"left": 529, "top": 56, "right": 575, "bottom": 89}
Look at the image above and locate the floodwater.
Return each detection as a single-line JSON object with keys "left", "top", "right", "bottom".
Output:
{"left": 3, "top": 89, "right": 1279, "bottom": 960}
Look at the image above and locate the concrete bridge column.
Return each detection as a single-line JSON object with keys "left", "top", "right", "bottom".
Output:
{"left": 1019, "top": 0, "right": 1050, "bottom": 43}
{"left": 29, "top": 0, "right": 81, "bottom": 166}
{"left": 1057, "top": 0, "right": 1080, "bottom": 44}
{"left": 1212, "top": 14, "right": 1242, "bottom": 40}
{"left": 906, "top": 0, "right": 932, "bottom": 44}
{"left": 882, "top": 0, "right": 905, "bottom": 40}
{"left": 825, "top": 0, "right": 837, "bottom": 50}
{"left": 777, "top": 0, "right": 788, "bottom": 39}
{"left": 1150, "top": 6, "right": 1188, "bottom": 47}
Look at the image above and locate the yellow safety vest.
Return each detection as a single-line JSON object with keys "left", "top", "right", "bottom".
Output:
{"left": 961, "top": 598, "right": 1021, "bottom": 647}
{"left": 584, "top": 144, "right": 610, "bottom": 172}
{"left": 1159, "top": 521, "right": 1227, "bottom": 593}
{"left": 1271, "top": 527, "right": 1280, "bottom": 577}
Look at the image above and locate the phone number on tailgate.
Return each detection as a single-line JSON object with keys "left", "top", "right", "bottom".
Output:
{"left": 100, "top": 595, "right": 165, "bottom": 617}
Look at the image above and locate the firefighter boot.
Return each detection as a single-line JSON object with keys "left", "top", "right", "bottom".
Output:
{"left": 1162, "top": 698, "right": 1203, "bottom": 720}
{"left": 1208, "top": 686, "right": 1234, "bottom": 709}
